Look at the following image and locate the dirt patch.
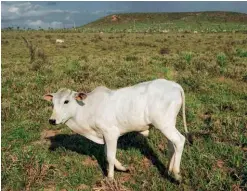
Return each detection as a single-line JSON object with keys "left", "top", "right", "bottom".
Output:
{"left": 142, "top": 157, "right": 151, "bottom": 169}
{"left": 32, "top": 129, "right": 61, "bottom": 146}
{"left": 232, "top": 184, "right": 243, "bottom": 191}
{"left": 218, "top": 76, "right": 225, "bottom": 82}
{"left": 82, "top": 157, "right": 98, "bottom": 167}
{"left": 93, "top": 178, "right": 130, "bottom": 191}
{"left": 199, "top": 113, "right": 212, "bottom": 120}
{"left": 43, "top": 185, "right": 56, "bottom": 191}
{"left": 215, "top": 160, "right": 225, "bottom": 169}
{"left": 76, "top": 184, "right": 90, "bottom": 190}
{"left": 242, "top": 147, "right": 247, "bottom": 152}
{"left": 119, "top": 173, "right": 135, "bottom": 185}
{"left": 111, "top": 15, "right": 119, "bottom": 22}
{"left": 25, "top": 162, "right": 56, "bottom": 191}
{"left": 213, "top": 159, "right": 233, "bottom": 174}
{"left": 41, "top": 129, "right": 61, "bottom": 139}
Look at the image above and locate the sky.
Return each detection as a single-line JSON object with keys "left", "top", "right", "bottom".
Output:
{"left": 1, "top": 1, "right": 247, "bottom": 29}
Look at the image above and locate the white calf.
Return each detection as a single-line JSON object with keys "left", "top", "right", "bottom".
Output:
{"left": 56, "top": 39, "right": 64, "bottom": 43}
{"left": 43, "top": 79, "right": 191, "bottom": 181}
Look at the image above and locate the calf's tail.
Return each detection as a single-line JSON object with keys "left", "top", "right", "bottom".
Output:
{"left": 180, "top": 87, "right": 193, "bottom": 145}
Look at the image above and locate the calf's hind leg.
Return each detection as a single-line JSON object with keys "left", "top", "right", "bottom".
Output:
{"left": 156, "top": 124, "right": 185, "bottom": 182}
{"left": 167, "top": 140, "right": 175, "bottom": 175}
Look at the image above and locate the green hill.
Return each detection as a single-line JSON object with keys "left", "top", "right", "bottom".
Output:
{"left": 81, "top": 11, "right": 247, "bottom": 33}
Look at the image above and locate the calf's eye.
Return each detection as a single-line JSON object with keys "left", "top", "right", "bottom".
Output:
{"left": 64, "top": 100, "right": 69, "bottom": 104}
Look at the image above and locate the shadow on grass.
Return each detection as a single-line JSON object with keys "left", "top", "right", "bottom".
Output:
{"left": 47, "top": 132, "right": 174, "bottom": 181}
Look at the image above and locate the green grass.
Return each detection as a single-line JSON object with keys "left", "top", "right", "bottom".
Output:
{"left": 2, "top": 29, "right": 247, "bottom": 190}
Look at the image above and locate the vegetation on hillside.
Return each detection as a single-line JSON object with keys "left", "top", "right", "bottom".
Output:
{"left": 82, "top": 11, "right": 247, "bottom": 33}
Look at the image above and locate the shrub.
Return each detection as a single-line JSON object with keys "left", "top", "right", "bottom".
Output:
{"left": 217, "top": 52, "right": 227, "bottom": 75}
{"left": 22, "top": 36, "right": 47, "bottom": 67}
{"left": 45, "top": 35, "right": 52, "bottom": 39}
{"left": 159, "top": 47, "right": 170, "bottom": 55}
{"left": 91, "top": 34, "right": 103, "bottom": 43}
{"left": 174, "top": 59, "right": 187, "bottom": 71}
{"left": 178, "top": 75, "right": 200, "bottom": 92}
{"left": 236, "top": 49, "right": 247, "bottom": 57}
{"left": 125, "top": 55, "right": 138, "bottom": 62}
{"left": 243, "top": 73, "right": 247, "bottom": 82}
{"left": 1, "top": 40, "right": 9, "bottom": 45}
{"left": 217, "top": 52, "right": 227, "bottom": 67}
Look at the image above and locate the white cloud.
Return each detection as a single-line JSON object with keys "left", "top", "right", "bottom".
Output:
{"left": 25, "top": 20, "right": 63, "bottom": 29}
{"left": 65, "top": 16, "right": 71, "bottom": 21}
{"left": 8, "top": 7, "right": 19, "bottom": 13}
{"left": 2, "top": 2, "right": 79, "bottom": 22}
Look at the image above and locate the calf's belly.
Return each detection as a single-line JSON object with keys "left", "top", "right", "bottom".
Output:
{"left": 119, "top": 124, "right": 150, "bottom": 135}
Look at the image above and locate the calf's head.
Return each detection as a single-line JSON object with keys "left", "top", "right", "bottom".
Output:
{"left": 43, "top": 88, "right": 87, "bottom": 125}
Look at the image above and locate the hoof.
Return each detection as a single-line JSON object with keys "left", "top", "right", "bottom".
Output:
{"left": 115, "top": 165, "right": 129, "bottom": 172}
{"left": 106, "top": 176, "right": 114, "bottom": 182}
{"left": 121, "top": 166, "right": 128, "bottom": 172}
{"left": 166, "top": 171, "right": 182, "bottom": 184}
{"left": 174, "top": 173, "right": 182, "bottom": 183}
{"left": 124, "top": 167, "right": 130, "bottom": 173}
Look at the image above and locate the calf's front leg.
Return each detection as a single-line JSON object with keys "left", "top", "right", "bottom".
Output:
{"left": 104, "top": 134, "right": 119, "bottom": 179}
{"left": 104, "top": 144, "right": 127, "bottom": 172}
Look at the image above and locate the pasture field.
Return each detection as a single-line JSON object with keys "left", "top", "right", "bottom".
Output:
{"left": 1, "top": 29, "right": 247, "bottom": 191}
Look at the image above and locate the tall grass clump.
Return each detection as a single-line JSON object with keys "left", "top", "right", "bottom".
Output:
{"left": 183, "top": 52, "right": 193, "bottom": 64}
{"left": 22, "top": 36, "right": 47, "bottom": 71}
{"left": 217, "top": 52, "right": 228, "bottom": 75}
{"left": 217, "top": 52, "right": 227, "bottom": 68}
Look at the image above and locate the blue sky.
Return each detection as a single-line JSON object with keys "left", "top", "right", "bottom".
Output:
{"left": 2, "top": 1, "right": 247, "bottom": 29}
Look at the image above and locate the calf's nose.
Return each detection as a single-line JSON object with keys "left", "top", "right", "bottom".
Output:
{"left": 49, "top": 119, "right": 56, "bottom": 125}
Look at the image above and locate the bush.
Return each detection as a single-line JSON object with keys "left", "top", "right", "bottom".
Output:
{"left": 236, "top": 49, "right": 247, "bottom": 57}
{"left": 125, "top": 55, "right": 138, "bottom": 62}
{"left": 159, "top": 47, "right": 170, "bottom": 55}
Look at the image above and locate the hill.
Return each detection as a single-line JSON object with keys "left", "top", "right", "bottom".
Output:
{"left": 81, "top": 11, "right": 247, "bottom": 33}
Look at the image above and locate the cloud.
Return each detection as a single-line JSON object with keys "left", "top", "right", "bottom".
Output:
{"left": 25, "top": 19, "right": 63, "bottom": 29}
{"left": 2, "top": 2, "right": 79, "bottom": 22}
{"left": 65, "top": 16, "right": 71, "bottom": 21}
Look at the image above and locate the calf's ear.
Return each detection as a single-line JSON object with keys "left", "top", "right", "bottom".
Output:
{"left": 43, "top": 94, "right": 53, "bottom": 102}
{"left": 75, "top": 92, "right": 87, "bottom": 101}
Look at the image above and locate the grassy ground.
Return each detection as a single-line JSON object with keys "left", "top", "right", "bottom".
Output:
{"left": 1, "top": 30, "right": 247, "bottom": 190}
